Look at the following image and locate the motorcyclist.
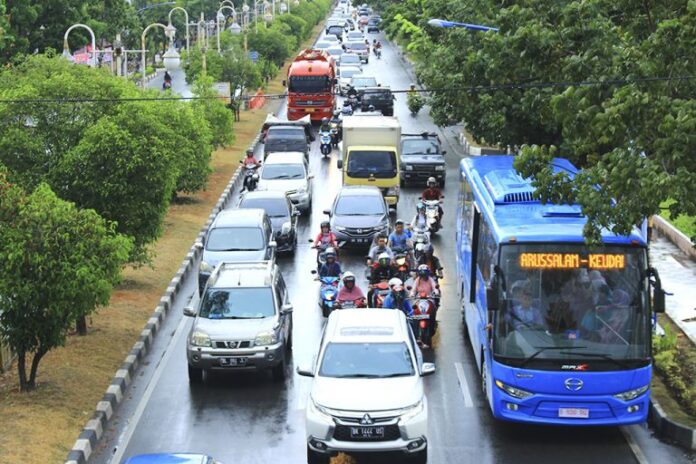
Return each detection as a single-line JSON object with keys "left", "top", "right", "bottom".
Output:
{"left": 416, "top": 244, "right": 444, "bottom": 280}
{"left": 242, "top": 149, "right": 261, "bottom": 190}
{"left": 367, "top": 233, "right": 393, "bottom": 265}
{"left": 341, "top": 99, "right": 353, "bottom": 115}
{"left": 346, "top": 84, "right": 358, "bottom": 99}
{"left": 336, "top": 271, "right": 366, "bottom": 306}
{"left": 318, "top": 247, "right": 342, "bottom": 278}
{"left": 313, "top": 221, "right": 339, "bottom": 250}
{"left": 422, "top": 176, "right": 444, "bottom": 222}
{"left": 163, "top": 70, "right": 173, "bottom": 89}
{"left": 382, "top": 278, "right": 413, "bottom": 316}
{"left": 388, "top": 219, "right": 413, "bottom": 252}
{"left": 411, "top": 202, "right": 428, "bottom": 231}
{"left": 410, "top": 264, "right": 440, "bottom": 299}
{"left": 367, "top": 252, "right": 396, "bottom": 307}
{"left": 319, "top": 117, "right": 331, "bottom": 134}
{"left": 330, "top": 110, "right": 342, "bottom": 141}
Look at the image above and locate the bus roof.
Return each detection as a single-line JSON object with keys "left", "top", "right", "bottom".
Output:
{"left": 460, "top": 156, "right": 646, "bottom": 246}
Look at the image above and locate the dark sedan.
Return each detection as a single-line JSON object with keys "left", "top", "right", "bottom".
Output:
{"left": 323, "top": 186, "right": 391, "bottom": 249}
{"left": 238, "top": 191, "right": 299, "bottom": 253}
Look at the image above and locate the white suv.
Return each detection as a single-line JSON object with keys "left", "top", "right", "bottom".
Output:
{"left": 298, "top": 309, "right": 434, "bottom": 464}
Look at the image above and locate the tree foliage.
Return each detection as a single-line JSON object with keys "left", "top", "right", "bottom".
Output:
{"left": 380, "top": 0, "right": 696, "bottom": 242}
{"left": 0, "top": 171, "right": 132, "bottom": 391}
{"left": 192, "top": 75, "right": 234, "bottom": 148}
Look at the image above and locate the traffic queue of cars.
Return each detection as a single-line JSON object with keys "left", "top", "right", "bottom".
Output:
{"left": 125, "top": 2, "right": 435, "bottom": 464}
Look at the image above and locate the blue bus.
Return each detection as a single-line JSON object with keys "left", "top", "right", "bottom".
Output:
{"left": 456, "top": 155, "right": 666, "bottom": 425}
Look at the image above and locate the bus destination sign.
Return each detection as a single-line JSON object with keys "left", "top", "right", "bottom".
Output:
{"left": 519, "top": 253, "right": 626, "bottom": 270}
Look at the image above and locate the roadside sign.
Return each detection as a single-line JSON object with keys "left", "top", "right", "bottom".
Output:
{"left": 249, "top": 50, "right": 259, "bottom": 63}
{"left": 212, "top": 82, "right": 231, "bottom": 104}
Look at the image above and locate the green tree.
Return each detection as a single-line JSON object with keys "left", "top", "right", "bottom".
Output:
{"left": 247, "top": 25, "right": 292, "bottom": 66}
{"left": 192, "top": 75, "right": 235, "bottom": 148}
{"left": 53, "top": 101, "right": 180, "bottom": 261}
{"left": 0, "top": 172, "right": 131, "bottom": 391}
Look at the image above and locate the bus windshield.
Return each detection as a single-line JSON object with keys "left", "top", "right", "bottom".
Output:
{"left": 493, "top": 243, "right": 649, "bottom": 369}
{"left": 289, "top": 75, "right": 331, "bottom": 93}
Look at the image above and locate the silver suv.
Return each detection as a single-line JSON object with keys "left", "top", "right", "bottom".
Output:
{"left": 185, "top": 261, "right": 293, "bottom": 383}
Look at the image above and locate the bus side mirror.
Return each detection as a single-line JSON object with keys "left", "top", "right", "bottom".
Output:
{"left": 486, "top": 283, "right": 499, "bottom": 312}
{"left": 648, "top": 267, "right": 666, "bottom": 313}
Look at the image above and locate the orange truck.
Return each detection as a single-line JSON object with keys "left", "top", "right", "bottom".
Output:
{"left": 284, "top": 49, "right": 336, "bottom": 121}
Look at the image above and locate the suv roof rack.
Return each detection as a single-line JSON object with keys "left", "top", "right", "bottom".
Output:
{"left": 207, "top": 260, "right": 275, "bottom": 288}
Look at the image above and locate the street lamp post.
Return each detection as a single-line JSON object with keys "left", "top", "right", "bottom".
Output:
{"left": 197, "top": 13, "right": 208, "bottom": 75}
{"left": 63, "top": 23, "right": 97, "bottom": 67}
{"left": 168, "top": 7, "right": 190, "bottom": 56}
{"left": 242, "top": 2, "right": 250, "bottom": 52}
{"left": 141, "top": 22, "right": 176, "bottom": 88}
{"left": 426, "top": 18, "right": 499, "bottom": 32}
{"left": 216, "top": 4, "right": 237, "bottom": 53}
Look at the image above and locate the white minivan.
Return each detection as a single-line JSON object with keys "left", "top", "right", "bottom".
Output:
{"left": 298, "top": 309, "right": 434, "bottom": 464}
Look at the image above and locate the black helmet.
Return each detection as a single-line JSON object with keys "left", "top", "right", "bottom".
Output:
{"left": 333, "top": 110, "right": 340, "bottom": 117}
{"left": 320, "top": 221, "right": 330, "bottom": 230}
{"left": 322, "top": 117, "right": 329, "bottom": 124}
{"left": 246, "top": 149, "right": 254, "bottom": 157}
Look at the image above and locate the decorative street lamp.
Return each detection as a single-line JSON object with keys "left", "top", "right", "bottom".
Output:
{"left": 141, "top": 22, "right": 176, "bottom": 87}
{"left": 426, "top": 18, "right": 499, "bottom": 32}
{"left": 216, "top": 4, "right": 237, "bottom": 53}
{"left": 162, "top": 23, "right": 181, "bottom": 71}
{"left": 168, "top": 7, "right": 190, "bottom": 56}
{"left": 263, "top": 1, "right": 272, "bottom": 22}
{"left": 279, "top": 2, "right": 287, "bottom": 14}
{"left": 63, "top": 23, "right": 97, "bottom": 67}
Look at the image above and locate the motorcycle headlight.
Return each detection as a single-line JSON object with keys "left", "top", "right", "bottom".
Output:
{"left": 435, "top": 165, "right": 445, "bottom": 171}
{"left": 191, "top": 330, "right": 211, "bottom": 347}
{"left": 613, "top": 385, "right": 649, "bottom": 401}
{"left": 199, "top": 260, "right": 214, "bottom": 273}
{"left": 404, "top": 165, "right": 414, "bottom": 171}
{"left": 398, "top": 400, "right": 424, "bottom": 423}
{"left": 254, "top": 330, "right": 278, "bottom": 346}
{"left": 495, "top": 380, "right": 533, "bottom": 400}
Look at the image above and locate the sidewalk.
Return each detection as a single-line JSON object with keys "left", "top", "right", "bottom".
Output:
{"left": 651, "top": 234, "right": 696, "bottom": 343}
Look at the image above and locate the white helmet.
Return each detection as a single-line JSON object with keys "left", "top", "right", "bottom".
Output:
{"left": 388, "top": 277, "right": 403, "bottom": 289}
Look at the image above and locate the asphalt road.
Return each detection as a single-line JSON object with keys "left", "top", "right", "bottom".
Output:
{"left": 90, "top": 25, "right": 696, "bottom": 464}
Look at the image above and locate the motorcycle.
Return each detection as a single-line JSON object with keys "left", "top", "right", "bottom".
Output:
{"left": 318, "top": 276, "right": 340, "bottom": 317}
{"left": 319, "top": 129, "right": 332, "bottom": 157}
{"left": 240, "top": 162, "right": 260, "bottom": 191}
{"left": 423, "top": 199, "right": 442, "bottom": 234}
{"left": 374, "top": 47, "right": 382, "bottom": 59}
{"left": 393, "top": 251, "right": 412, "bottom": 282}
{"left": 370, "top": 281, "right": 391, "bottom": 308}
{"left": 411, "top": 226, "right": 431, "bottom": 261}
{"left": 330, "top": 121, "right": 341, "bottom": 147}
{"left": 407, "top": 91, "right": 425, "bottom": 117}
{"left": 163, "top": 80, "right": 172, "bottom": 90}
{"left": 334, "top": 297, "right": 367, "bottom": 309}
{"left": 408, "top": 292, "right": 437, "bottom": 347}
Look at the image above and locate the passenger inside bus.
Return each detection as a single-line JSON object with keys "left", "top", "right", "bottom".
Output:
{"left": 507, "top": 280, "right": 545, "bottom": 330}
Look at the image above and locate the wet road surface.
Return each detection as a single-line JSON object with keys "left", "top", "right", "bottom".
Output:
{"left": 90, "top": 25, "right": 696, "bottom": 464}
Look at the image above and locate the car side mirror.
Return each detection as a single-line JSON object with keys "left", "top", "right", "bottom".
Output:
{"left": 334, "top": 78, "right": 338, "bottom": 85}
{"left": 442, "top": 150, "right": 447, "bottom": 155}
{"left": 322, "top": 208, "right": 332, "bottom": 216}
{"left": 293, "top": 209, "right": 302, "bottom": 216}
{"left": 296, "top": 364, "right": 314, "bottom": 377}
{"left": 311, "top": 269, "right": 318, "bottom": 274}
{"left": 308, "top": 173, "right": 315, "bottom": 179}
{"left": 269, "top": 240, "right": 277, "bottom": 248}
{"left": 388, "top": 207, "right": 396, "bottom": 215}
{"left": 281, "top": 303, "right": 293, "bottom": 315}
{"left": 421, "top": 362, "right": 436, "bottom": 377}
{"left": 194, "top": 241, "right": 204, "bottom": 249}
{"left": 337, "top": 159, "right": 343, "bottom": 169}
{"left": 183, "top": 306, "right": 196, "bottom": 317}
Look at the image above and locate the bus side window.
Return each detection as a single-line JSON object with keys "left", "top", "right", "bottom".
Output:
{"left": 477, "top": 216, "right": 497, "bottom": 285}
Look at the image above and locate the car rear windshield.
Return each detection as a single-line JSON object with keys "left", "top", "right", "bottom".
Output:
{"left": 346, "top": 42, "right": 367, "bottom": 50}
{"left": 199, "top": 287, "right": 275, "bottom": 319}
{"left": 340, "top": 55, "right": 361, "bottom": 64}
{"left": 335, "top": 194, "right": 385, "bottom": 215}
{"left": 346, "top": 150, "right": 397, "bottom": 178}
{"left": 206, "top": 227, "right": 265, "bottom": 251}
{"left": 319, "top": 342, "right": 415, "bottom": 378}
{"left": 402, "top": 139, "right": 440, "bottom": 156}
{"left": 328, "top": 26, "right": 343, "bottom": 35}
{"left": 240, "top": 197, "right": 290, "bottom": 218}
{"left": 339, "top": 68, "right": 361, "bottom": 79}
{"left": 288, "top": 75, "right": 331, "bottom": 93}
{"left": 351, "top": 77, "right": 377, "bottom": 88}
{"left": 267, "top": 127, "right": 305, "bottom": 138}
{"left": 363, "top": 91, "right": 392, "bottom": 101}
{"left": 261, "top": 163, "right": 306, "bottom": 180}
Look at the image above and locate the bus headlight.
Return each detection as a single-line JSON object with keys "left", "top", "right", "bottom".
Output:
{"left": 613, "top": 385, "right": 648, "bottom": 401}
{"left": 495, "top": 380, "right": 533, "bottom": 400}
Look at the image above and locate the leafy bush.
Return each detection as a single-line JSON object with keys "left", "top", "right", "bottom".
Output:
{"left": 653, "top": 326, "right": 696, "bottom": 417}
{"left": 192, "top": 76, "right": 235, "bottom": 148}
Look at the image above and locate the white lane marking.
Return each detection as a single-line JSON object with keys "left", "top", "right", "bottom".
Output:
{"left": 109, "top": 312, "right": 191, "bottom": 464}
{"left": 620, "top": 426, "right": 650, "bottom": 464}
{"left": 454, "top": 362, "right": 474, "bottom": 408}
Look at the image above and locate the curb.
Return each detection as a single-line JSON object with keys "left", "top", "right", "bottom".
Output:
{"left": 65, "top": 133, "right": 262, "bottom": 464}
{"left": 649, "top": 398, "right": 696, "bottom": 450}
{"left": 652, "top": 215, "right": 696, "bottom": 261}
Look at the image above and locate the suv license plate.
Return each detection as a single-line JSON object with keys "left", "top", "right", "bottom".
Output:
{"left": 558, "top": 408, "right": 589, "bottom": 418}
{"left": 219, "top": 357, "right": 247, "bottom": 367}
{"left": 350, "top": 426, "right": 385, "bottom": 439}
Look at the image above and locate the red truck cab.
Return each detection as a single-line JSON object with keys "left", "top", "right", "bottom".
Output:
{"left": 284, "top": 49, "right": 336, "bottom": 121}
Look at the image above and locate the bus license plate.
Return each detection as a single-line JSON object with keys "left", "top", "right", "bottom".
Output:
{"left": 350, "top": 426, "right": 384, "bottom": 439}
{"left": 219, "top": 357, "right": 247, "bottom": 367}
{"left": 558, "top": 408, "right": 589, "bottom": 418}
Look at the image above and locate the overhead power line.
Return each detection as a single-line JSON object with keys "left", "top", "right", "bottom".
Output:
{"left": 0, "top": 75, "right": 692, "bottom": 105}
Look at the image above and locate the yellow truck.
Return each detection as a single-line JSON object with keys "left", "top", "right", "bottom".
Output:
{"left": 337, "top": 115, "right": 401, "bottom": 208}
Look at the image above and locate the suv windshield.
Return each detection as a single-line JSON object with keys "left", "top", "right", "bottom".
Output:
{"left": 199, "top": 287, "right": 275, "bottom": 319}
{"left": 335, "top": 194, "right": 384, "bottom": 215}
{"left": 319, "top": 342, "right": 415, "bottom": 378}
{"left": 346, "top": 150, "right": 397, "bottom": 178}
{"left": 288, "top": 75, "right": 331, "bottom": 93}
{"left": 207, "top": 226, "right": 264, "bottom": 251}
{"left": 402, "top": 139, "right": 440, "bottom": 156}
{"left": 261, "top": 164, "right": 305, "bottom": 180}
{"left": 493, "top": 244, "right": 650, "bottom": 368}
{"left": 240, "top": 197, "right": 289, "bottom": 218}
